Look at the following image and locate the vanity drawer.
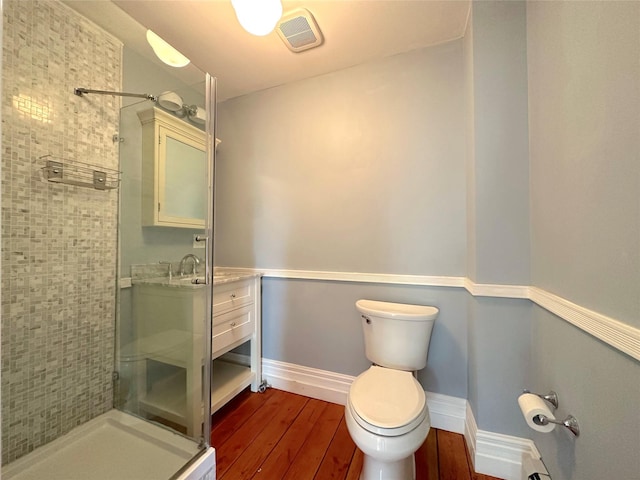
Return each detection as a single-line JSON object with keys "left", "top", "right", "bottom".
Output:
{"left": 212, "top": 305, "right": 254, "bottom": 356}
{"left": 212, "top": 279, "right": 253, "bottom": 315}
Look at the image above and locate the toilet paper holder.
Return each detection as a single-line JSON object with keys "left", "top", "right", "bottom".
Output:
{"left": 533, "top": 413, "right": 581, "bottom": 437}
{"left": 522, "top": 389, "right": 559, "bottom": 410}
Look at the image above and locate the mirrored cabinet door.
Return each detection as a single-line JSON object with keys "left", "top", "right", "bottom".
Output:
{"left": 139, "top": 107, "right": 207, "bottom": 228}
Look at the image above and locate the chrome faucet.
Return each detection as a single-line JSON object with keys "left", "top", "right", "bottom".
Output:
{"left": 179, "top": 254, "right": 201, "bottom": 276}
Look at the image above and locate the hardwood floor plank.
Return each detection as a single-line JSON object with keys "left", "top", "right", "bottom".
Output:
{"left": 437, "top": 430, "right": 471, "bottom": 480}
{"left": 211, "top": 387, "right": 274, "bottom": 447}
{"left": 314, "top": 415, "right": 357, "bottom": 480}
{"left": 251, "top": 398, "right": 330, "bottom": 479}
{"left": 215, "top": 389, "right": 292, "bottom": 477}
{"left": 282, "top": 402, "right": 344, "bottom": 479}
{"left": 416, "top": 427, "right": 439, "bottom": 480}
{"left": 345, "top": 449, "right": 364, "bottom": 480}
{"left": 427, "top": 426, "right": 440, "bottom": 480}
{"left": 221, "top": 392, "right": 308, "bottom": 480}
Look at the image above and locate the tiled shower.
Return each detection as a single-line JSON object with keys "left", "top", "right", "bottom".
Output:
{"left": 1, "top": 0, "right": 121, "bottom": 464}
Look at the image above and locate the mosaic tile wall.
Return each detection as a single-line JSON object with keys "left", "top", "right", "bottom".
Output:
{"left": 1, "top": 0, "right": 122, "bottom": 464}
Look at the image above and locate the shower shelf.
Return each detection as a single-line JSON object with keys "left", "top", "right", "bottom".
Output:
{"left": 40, "top": 155, "right": 121, "bottom": 190}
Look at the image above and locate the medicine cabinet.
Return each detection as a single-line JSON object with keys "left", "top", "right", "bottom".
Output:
{"left": 138, "top": 107, "right": 207, "bottom": 228}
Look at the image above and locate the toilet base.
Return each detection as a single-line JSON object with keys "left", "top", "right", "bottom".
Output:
{"left": 360, "top": 453, "right": 415, "bottom": 480}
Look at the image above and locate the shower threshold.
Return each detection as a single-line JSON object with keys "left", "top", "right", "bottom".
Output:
{"left": 3, "top": 409, "right": 214, "bottom": 480}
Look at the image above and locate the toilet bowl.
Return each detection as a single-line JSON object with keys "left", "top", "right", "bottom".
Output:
{"left": 346, "top": 366, "right": 430, "bottom": 480}
{"left": 346, "top": 300, "right": 439, "bottom": 480}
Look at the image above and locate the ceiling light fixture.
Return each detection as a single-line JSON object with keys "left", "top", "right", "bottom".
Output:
{"left": 231, "top": 0, "right": 283, "bottom": 36}
{"left": 146, "top": 30, "right": 190, "bottom": 68}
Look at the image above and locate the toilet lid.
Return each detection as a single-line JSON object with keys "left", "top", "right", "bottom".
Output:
{"left": 349, "top": 366, "right": 426, "bottom": 433}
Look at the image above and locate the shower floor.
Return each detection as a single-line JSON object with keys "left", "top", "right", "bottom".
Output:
{"left": 3, "top": 409, "right": 203, "bottom": 480}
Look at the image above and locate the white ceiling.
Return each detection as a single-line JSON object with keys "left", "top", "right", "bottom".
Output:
{"left": 66, "top": 0, "right": 470, "bottom": 101}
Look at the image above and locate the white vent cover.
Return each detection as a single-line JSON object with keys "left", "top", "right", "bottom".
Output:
{"left": 276, "top": 8, "right": 323, "bottom": 53}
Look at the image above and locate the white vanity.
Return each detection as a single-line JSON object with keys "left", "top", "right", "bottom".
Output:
{"left": 211, "top": 272, "right": 263, "bottom": 412}
{"left": 129, "top": 270, "right": 262, "bottom": 436}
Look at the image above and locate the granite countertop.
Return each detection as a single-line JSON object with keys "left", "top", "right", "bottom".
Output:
{"left": 213, "top": 269, "right": 261, "bottom": 285}
{"left": 132, "top": 269, "right": 261, "bottom": 289}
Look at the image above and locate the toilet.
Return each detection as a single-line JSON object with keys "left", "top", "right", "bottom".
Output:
{"left": 345, "top": 299, "right": 439, "bottom": 480}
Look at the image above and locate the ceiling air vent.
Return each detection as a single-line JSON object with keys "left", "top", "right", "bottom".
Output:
{"left": 276, "top": 8, "right": 323, "bottom": 53}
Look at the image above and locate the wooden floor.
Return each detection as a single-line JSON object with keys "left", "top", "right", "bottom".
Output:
{"left": 210, "top": 388, "right": 502, "bottom": 480}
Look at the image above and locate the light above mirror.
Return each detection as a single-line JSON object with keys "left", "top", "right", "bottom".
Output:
{"left": 231, "top": 0, "right": 283, "bottom": 36}
{"left": 146, "top": 30, "right": 190, "bottom": 68}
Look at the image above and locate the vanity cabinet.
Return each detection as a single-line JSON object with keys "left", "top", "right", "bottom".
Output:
{"left": 137, "top": 107, "right": 207, "bottom": 228}
{"left": 131, "top": 273, "right": 262, "bottom": 435}
{"left": 211, "top": 276, "right": 262, "bottom": 413}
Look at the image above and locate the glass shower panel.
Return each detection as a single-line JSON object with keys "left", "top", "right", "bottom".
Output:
{"left": 115, "top": 76, "right": 213, "bottom": 446}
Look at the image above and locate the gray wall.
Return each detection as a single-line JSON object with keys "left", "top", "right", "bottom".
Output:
{"left": 528, "top": 0, "right": 640, "bottom": 326}
{"left": 467, "top": 297, "right": 531, "bottom": 437}
{"left": 466, "top": 0, "right": 530, "bottom": 287}
{"left": 527, "top": 1, "right": 640, "bottom": 479}
{"left": 464, "top": 1, "right": 532, "bottom": 436}
{"left": 216, "top": 40, "right": 466, "bottom": 276}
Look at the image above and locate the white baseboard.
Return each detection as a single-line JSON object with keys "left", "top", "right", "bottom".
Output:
{"left": 465, "top": 403, "right": 540, "bottom": 480}
{"left": 424, "top": 391, "right": 467, "bottom": 434}
{"left": 262, "top": 358, "right": 353, "bottom": 405}
{"left": 260, "top": 358, "right": 539, "bottom": 480}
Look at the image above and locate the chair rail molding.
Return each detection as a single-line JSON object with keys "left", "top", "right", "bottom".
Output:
{"left": 218, "top": 267, "right": 640, "bottom": 361}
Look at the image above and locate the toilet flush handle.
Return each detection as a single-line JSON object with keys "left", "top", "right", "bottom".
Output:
{"left": 362, "top": 315, "right": 371, "bottom": 324}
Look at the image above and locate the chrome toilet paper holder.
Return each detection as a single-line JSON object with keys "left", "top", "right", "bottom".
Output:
{"left": 523, "top": 389, "right": 559, "bottom": 410}
{"left": 522, "top": 389, "right": 580, "bottom": 437}
{"left": 533, "top": 414, "right": 580, "bottom": 437}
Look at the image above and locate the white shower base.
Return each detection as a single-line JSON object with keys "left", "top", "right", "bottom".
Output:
{"left": 3, "top": 410, "right": 215, "bottom": 480}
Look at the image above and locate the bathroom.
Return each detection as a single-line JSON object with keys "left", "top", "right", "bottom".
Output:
{"left": 1, "top": 1, "right": 638, "bottom": 480}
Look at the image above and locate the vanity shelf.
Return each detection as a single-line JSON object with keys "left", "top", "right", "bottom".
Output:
{"left": 140, "top": 368, "right": 188, "bottom": 425}
{"left": 211, "top": 359, "right": 255, "bottom": 413}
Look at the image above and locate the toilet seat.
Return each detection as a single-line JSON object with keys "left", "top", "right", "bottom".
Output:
{"left": 349, "top": 366, "right": 426, "bottom": 437}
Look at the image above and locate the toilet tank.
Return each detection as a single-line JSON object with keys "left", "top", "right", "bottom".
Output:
{"left": 356, "top": 299, "right": 439, "bottom": 371}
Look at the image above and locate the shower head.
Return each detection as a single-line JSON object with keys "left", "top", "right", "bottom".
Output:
{"left": 156, "top": 91, "right": 183, "bottom": 112}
